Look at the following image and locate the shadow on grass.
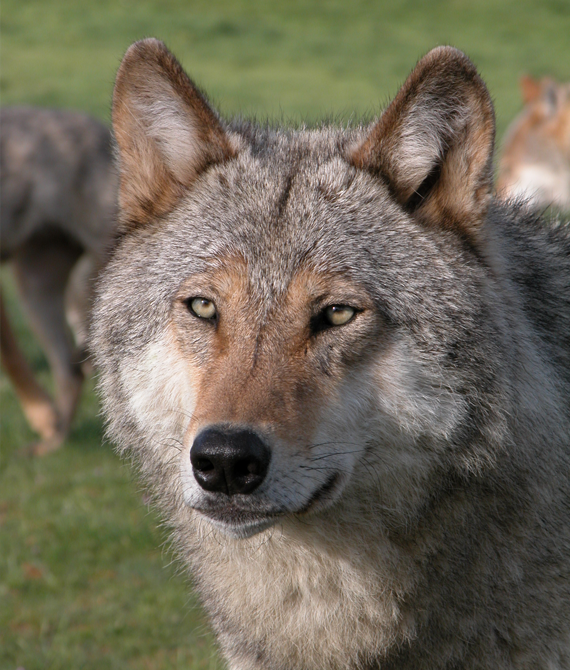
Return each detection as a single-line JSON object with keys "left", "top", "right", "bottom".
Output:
{"left": 66, "top": 409, "right": 106, "bottom": 453}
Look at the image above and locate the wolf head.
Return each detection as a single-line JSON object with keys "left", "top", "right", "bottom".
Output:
{"left": 92, "top": 40, "right": 502, "bottom": 540}
{"left": 497, "top": 74, "right": 570, "bottom": 211}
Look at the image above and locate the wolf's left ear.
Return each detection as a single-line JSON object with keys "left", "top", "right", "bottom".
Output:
{"left": 112, "top": 38, "right": 235, "bottom": 228}
{"left": 349, "top": 47, "right": 495, "bottom": 241}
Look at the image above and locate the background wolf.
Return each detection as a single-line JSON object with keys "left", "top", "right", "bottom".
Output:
{"left": 1, "top": 107, "right": 117, "bottom": 453}
{"left": 92, "top": 39, "right": 570, "bottom": 669}
{"left": 497, "top": 75, "right": 570, "bottom": 212}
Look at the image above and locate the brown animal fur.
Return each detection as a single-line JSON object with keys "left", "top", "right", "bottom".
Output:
{"left": 0, "top": 292, "right": 60, "bottom": 442}
{"left": 497, "top": 75, "right": 570, "bottom": 211}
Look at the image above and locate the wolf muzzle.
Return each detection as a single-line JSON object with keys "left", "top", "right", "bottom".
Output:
{"left": 190, "top": 427, "right": 271, "bottom": 495}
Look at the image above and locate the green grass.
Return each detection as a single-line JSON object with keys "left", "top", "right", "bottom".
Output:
{"left": 1, "top": 1, "right": 569, "bottom": 667}
{"left": 0, "top": 271, "right": 222, "bottom": 670}
{"left": 2, "top": 0, "right": 570, "bottom": 133}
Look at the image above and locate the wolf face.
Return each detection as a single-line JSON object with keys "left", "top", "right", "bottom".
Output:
{"left": 95, "top": 40, "right": 498, "bottom": 538}
{"left": 92, "top": 40, "right": 570, "bottom": 669}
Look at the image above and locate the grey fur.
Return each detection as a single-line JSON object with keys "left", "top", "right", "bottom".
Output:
{"left": 92, "top": 41, "right": 570, "bottom": 669}
{"left": 1, "top": 106, "right": 116, "bottom": 259}
{"left": 1, "top": 106, "right": 117, "bottom": 450}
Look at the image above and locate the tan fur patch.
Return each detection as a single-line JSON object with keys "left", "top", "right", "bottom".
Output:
{"left": 171, "top": 257, "right": 378, "bottom": 452}
{"left": 520, "top": 74, "right": 544, "bottom": 104}
{"left": 497, "top": 76, "right": 570, "bottom": 210}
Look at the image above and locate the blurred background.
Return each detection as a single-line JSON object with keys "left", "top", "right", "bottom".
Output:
{"left": 1, "top": 1, "right": 569, "bottom": 668}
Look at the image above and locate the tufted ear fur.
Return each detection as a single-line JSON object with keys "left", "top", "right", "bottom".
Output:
{"left": 349, "top": 47, "right": 495, "bottom": 242}
{"left": 112, "top": 38, "right": 235, "bottom": 229}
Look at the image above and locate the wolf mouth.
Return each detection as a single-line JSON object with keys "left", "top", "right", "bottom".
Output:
{"left": 192, "top": 472, "right": 342, "bottom": 536}
{"left": 194, "top": 504, "right": 282, "bottom": 538}
{"left": 194, "top": 503, "right": 283, "bottom": 526}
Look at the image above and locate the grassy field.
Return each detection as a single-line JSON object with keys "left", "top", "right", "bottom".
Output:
{"left": 1, "top": 1, "right": 569, "bottom": 668}
{"left": 0, "top": 274, "right": 222, "bottom": 670}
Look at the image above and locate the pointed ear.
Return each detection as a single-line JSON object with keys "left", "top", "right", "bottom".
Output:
{"left": 349, "top": 47, "right": 495, "bottom": 241}
{"left": 112, "top": 38, "right": 235, "bottom": 228}
{"left": 520, "top": 74, "right": 543, "bottom": 105}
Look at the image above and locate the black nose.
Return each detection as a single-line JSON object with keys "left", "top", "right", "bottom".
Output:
{"left": 190, "top": 427, "right": 271, "bottom": 495}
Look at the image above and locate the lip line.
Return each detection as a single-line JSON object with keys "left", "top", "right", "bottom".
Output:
{"left": 191, "top": 473, "right": 341, "bottom": 526}
{"left": 296, "top": 472, "right": 340, "bottom": 514}
{"left": 192, "top": 505, "right": 285, "bottom": 525}
{"left": 209, "top": 515, "right": 274, "bottom": 528}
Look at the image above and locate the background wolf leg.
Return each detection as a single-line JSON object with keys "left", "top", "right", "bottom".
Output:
{"left": 7, "top": 233, "right": 84, "bottom": 453}
{"left": 0, "top": 291, "right": 60, "bottom": 443}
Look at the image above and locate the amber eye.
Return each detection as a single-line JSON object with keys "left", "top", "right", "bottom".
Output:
{"left": 325, "top": 305, "right": 355, "bottom": 326}
{"left": 188, "top": 297, "right": 217, "bottom": 320}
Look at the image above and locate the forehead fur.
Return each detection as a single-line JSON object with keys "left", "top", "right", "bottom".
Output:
{"left": 99, "top": 121, "right": 488, "bottom": 361}
{"left": 112, "top": 125, "right": 407, "bottom": 281}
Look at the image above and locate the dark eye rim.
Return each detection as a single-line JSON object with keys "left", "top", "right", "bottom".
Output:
{"left": 184, "top": 296, "right": 218, "bottom": 321}
{"left": 310, "top": 304, "right": 359, "bottom": 335}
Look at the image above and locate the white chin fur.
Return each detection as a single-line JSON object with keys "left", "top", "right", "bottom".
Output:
{"left": 203, "top": 515, "right": 278, "bottom": 539}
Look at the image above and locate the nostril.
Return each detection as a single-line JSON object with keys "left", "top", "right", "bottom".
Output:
{"left": 234, "top": 458, "right": 259, "bottom": 478}
{"left": 190, "top": 427, "right": 271, "bottom": 496}
{"left": 194, "top": 457, "right": 215, "bottom": 473}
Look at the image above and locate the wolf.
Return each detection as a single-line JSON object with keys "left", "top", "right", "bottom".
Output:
{"left": 1, "top": 107, "right": 117, "bottom": 454}
{"left": 91, "top": 39, "right": 570, "bottom": 669}
{"left": 497, "top": 75, "right": 570, "bottom": 212}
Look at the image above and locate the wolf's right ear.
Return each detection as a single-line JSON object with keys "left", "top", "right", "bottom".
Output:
{"left": 112, "top": 38, "right": 235, "bottom": 229}
{"left": 349, "top": 47, "right": 495, "bottom": 242}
